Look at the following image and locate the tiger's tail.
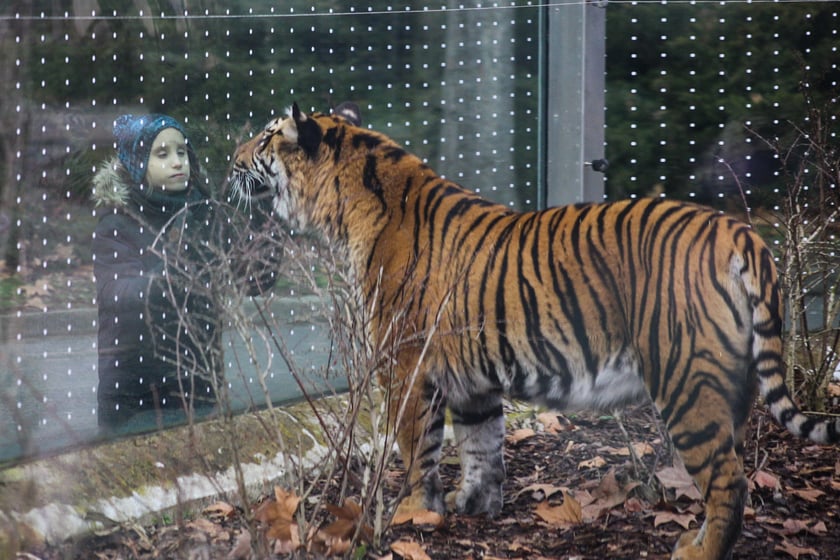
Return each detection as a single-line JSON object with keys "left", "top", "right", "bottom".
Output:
{"left": 746, "top": 236, "right": 840, "bottom": 445}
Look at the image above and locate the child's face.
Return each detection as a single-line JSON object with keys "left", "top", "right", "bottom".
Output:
{"left": 145, "top": 128, "right": 190, "bottom": 192}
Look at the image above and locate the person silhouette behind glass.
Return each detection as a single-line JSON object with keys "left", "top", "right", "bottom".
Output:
{"left": 92, "top": 114, "right": 279, "bottom": 429}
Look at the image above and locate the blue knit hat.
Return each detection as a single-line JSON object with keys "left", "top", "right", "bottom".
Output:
{"left": 114, "top": 114, "right": 189, "bottom": 185}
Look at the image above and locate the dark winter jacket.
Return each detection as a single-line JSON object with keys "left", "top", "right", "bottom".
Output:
{"left": 92, "top": 158, "right": 279, "bottom": 427}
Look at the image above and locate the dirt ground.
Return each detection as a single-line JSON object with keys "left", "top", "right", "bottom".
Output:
{"left": 26, "top": 400, "right": 840, "bottom": 560}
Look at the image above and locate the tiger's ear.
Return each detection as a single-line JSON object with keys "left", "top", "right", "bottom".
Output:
{"left": 291, "top": 102, "right": 322, "bottom": 159}
{"left": 333, "top": 101, "right": 362, "bottom": 126}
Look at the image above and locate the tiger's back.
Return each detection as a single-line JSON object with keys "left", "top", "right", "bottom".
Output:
{"left": 383, "top": 192, "right": 766, "bottom": 421}
{"left": 231, "top": 103, "right": 838, "bottom": 560}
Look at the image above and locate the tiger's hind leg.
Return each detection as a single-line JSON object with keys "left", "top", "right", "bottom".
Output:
{"left": 445, "top": 392, "right": 507, "bottom": 516}
{"left": 662, "top": 392, "right": 750, "bottom": 560}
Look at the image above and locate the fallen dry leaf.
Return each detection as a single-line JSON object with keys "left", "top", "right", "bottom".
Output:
{"left": 226, "top": 529, "right": 251, "bottom": 560}
{"left": 534, "top": 492, "right": 583, "bottom": 526}
{"left": 23, "top": 281, "right": 51, "bottom": 297}
{"left": 775, "top": 539, "right": 819, "bottom": 559}
{"left": 656, "top": 466, "right": 703, "bottom": 501}
{"left": 592, "top": 469, "right": 623, "bottom": 498}
{"left": 536, "top": 412, "right": 573, "bottom": 433}
{"left": 764, "top": 518, "right": 827, "bottom": 539}
{"left": 186, "top": 518, "right": 225, "bottom": 540}
{"left": 514, "top": 482, "right": 568, "bottom": 501}
{"left": 321, "top": 499, "right": 374, "bottom": 544}
{"left": 391, "top": 538, "right": 432, "bottom": 560}
{"left": 254, "top": 486, "right": 301, "bottom": 543}
{"left": 581, "top": 469, "right": 639, "bottom": 521}
{"left": 571, "top": 489, "right": 596, "bottom": 508}
{"left": 653, "top": 510, "right": 696, "bottom": 530}
{"left": 505, "top": 538, "right": 537, "bottom": 554}
{"left": 309, "top": 532, "right": 352, "bottom": 556}
{"left": 624, "top": 496, "right": 645, "bottom": 513}
{"left": 779, "top": 519, "right": 811, "bottom": 536}
{"left": 809, "top": 521, "right": 828, "bottom": 535}
{"left": 752, "top": 469, "right": 781, "bottom": 491}
{"left": 204, "top": 501, "right": 236, "bottom": 519}
{"left": 52, "top": 244, "right": 75, "bottom": 262}
{"left": 598, "top": 442, "right": 655, "bottom": 457}
{"left": 187, "top": 518, "right": 214, "bottom": 530}
{"left": 802, "top": 444, "right": 826, "bottom": 454}
{"left": 25, "top": 296, "right": 46, "bottom": 310}
{"left": 391, "top": 508, "right": 445, "bottom": 528}
{"left": 454, "top": 538, "right": 489, "bottom": 551}
{"left": 578, "top": 456, "right": 607, "bottom": 469}
{"left": 787, "top": 487, "right": 825, "bottom": 503}
{"left": 507, "top": 427, "right": 537, "bottom": 444}
{"left": 274, "top": 533, "right": 301, "bottom": 555}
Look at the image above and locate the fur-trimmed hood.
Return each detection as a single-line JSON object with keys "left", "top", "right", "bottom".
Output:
{"left": 91, "top": 155, "right": 209, "bottom": 212}
{"left": 92, "top": 156, "right": 133, "bottom": 208}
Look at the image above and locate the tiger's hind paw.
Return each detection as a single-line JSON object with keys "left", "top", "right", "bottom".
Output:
{"left": 671, "top": 529, "right": 731, "bottom": 560}
{"left": 671, "top": 530, "right": 703, "bottom": 560}
{"left": 445, "top": 486, "right": 503, "bottom": 518}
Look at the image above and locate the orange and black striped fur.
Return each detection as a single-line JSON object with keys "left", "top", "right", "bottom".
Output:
{"left": 231, "top": 102, "right": 838, "bottom": 560}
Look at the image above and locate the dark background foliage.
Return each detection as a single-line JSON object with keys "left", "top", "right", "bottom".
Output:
{"left": 0, "top": 0, "right": 835, "bottom": 312}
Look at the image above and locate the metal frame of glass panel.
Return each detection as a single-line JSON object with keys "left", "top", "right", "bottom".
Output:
{"left": 542, "top": 1, "right": 607, "bottom": 207}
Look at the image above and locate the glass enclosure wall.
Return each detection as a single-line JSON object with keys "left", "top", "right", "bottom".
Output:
{"left": 0, "top": 2, "right": 544, "bottom": 463}
{"left": 0, "top": 1, "right": 836, "bottom": 464}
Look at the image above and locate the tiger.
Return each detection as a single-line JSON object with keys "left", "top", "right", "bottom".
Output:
{"left": 230, "top": 101, "right": 839, "bottom": 560}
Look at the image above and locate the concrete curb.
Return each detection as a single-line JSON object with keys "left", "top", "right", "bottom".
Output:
{"left": 0, "top": 294, "right": 325, "bottom": 339}
{"left": 0, "top": 398, "right": 338, "bottom": 554}
{"left": 0, "top": 307, "right": 98, "bottom": 339}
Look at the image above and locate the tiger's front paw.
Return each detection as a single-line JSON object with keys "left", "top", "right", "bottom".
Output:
{"left": 394, "top": 488, "right": 445, "bottom": 521}
{"left": 445, "top": 484, "right": 503, "bottom": 518}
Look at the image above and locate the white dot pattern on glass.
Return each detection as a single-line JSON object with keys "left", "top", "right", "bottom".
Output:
{"left": 1, "top": 2, "right": 836, "bottom": 462}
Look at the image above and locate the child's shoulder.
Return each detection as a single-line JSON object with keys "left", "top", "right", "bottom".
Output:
{"left": 94, "top": 208, "right": 145, "bottom": 237}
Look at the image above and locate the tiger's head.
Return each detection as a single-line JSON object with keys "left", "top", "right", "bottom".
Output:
{"left": 229, "top": 101, "right": 366, "bottom": 234}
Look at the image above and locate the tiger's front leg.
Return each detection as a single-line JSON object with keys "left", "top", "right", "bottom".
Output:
{"left": 389, "top": 371, "right": 448, "bottom": 517}
{"left": 446, "top": 393, "right": 506, "bottom": 517}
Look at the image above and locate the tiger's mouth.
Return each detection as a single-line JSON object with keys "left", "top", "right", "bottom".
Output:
{"left": 229, "top": 170, "right": 273, "bottom": 202}
{"left": 229, "top": 168, "right": 296, "bottom": 225}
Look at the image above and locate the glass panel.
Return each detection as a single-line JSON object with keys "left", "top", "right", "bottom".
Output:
{"left": 0, "top": 1, "right": 542, "bottom": 463}
{"left": 605, "top": 2, "right": 837, "bottom": 208}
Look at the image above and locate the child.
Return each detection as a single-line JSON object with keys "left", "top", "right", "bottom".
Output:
{"left": 92, "top": 114, "right": 278, "bottom": 428}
